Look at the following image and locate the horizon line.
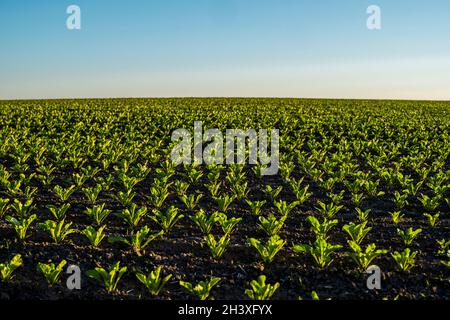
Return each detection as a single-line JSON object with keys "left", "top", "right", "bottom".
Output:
{"left": 1, "top": 96, "right": 450, "bottom": 103}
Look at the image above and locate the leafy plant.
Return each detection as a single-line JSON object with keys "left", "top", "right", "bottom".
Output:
{"left": 151, "top": 206, "right": 184, "bottom": 233}
{"left": 214, "top": 195, "right": 234, "bottom": 213}
{"left": 263, "top": 185, "right": 282, "bottom": 202}
{"left": 83, "top": 225, "right": 107, "bottom": 247}
{"left": 258, "top": 213, "right": 287, "bottom": 236}
{"left": 179, "top": 277, "right": 221, "bottom": 300}
{"left": 190, "top": 210, "right": 220, "bottom": 234}
{"left": 86, "top": 262, "right": 127, "bottom": 293}
{"left": 245, "top": 200, "right": 266, "bottom": 216}
{"left": 47, "top": 203, "right": 71, "bottom": 221}
{"left": 306, "top": 216, "right": 338, "bottom": 241}
{"left": 316, "top": 201, "right": 343, "bottom": 218}
{"left": 53, "top": 185, "right": 76, "bottom": 202}
{"left": 424, "top": 212, "right": 439, "bottom": 228}
{"left": 5, "top": 214, "right": 36, "bottom": 242}
{"left": 82, "top": 184, "right": 103, "bottom": 205}
{"left": 37, "top": 260, "right": 67, "bottom": 286}
{"left": 293, "top": 239, "right": 342, "bottom": 268}
{"left": 204, "top": 234, "right": 230, "bottom": 260}
{"left": 392, "top": 191, "right": 409, "bottom": 209}
{"left": 84, "top": 204, "right": 112, "bottom": 226}
{"left": 418, "top": 194, "right": 441, "bottom": 212}
{"left": 397, "top": 227, "right": 422, "bottom": 246}
{"left": 389, "top": 211, "right": 404, "bottom": 224}
{"left": 10, "top": 199, "right": 35, "bottom": 218}
{"left": 342, "top": 221, "right": 371, "bottom": 244}
{"left": 39, "top": 219, "right": 77, "bottom": 244}
{"left": 274, "top": 200, "right": 299, "bottom": 216}
{"left": 436, "top": 239, "right": 450, "bottom": 256}
{"left": 180, "top": 193, "right": 203, "bottom": 211}
{"left": 114, "top": 203, "right": 147, "bottom": 228}
{"left": 109, "top": 226, "right": 163, "bottom": 256}
{"left": 355, "top": 208, "right": 371, "bottom": 222}
{"left": 0, "top": 254, "right": 22, "bottom": 281}
{"left": 113, "top": 190, "right": 136, "bottom": 207}
{"left": 391, "top": 248, "right": 417, "bottom": 271}
{"left": 248, "top": 235, "right": 286, "bottom": 264}
{"left": 245, "top": 275, "right": 280, "bottom": 300}
{"left": 347, "top": 241, "right": 387, "bottom": 271}
{"left": 136, "top": 267, "right": 172, "bottom": 296}
{"left": 0, "top": 198, "right": 10, "bottom": 218}
{"left": 216, "top": 213, "right": 241, "bottom": 235}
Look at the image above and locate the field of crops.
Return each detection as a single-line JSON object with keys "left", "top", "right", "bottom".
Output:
{"left": 0, "top": 98, "right": 448, "bottom": 300}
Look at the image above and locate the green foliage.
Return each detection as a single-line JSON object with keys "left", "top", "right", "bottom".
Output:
{"left": 263, "top": 185, "right": 282, "bottom": 202}
{"left": 347, "top": 241, "right": 387, "bottom": 271}
{"left": 204, "top": 234, "right": 230, "bottom": 260}
{"left": 248, "top": 235, "right": 286, "bottom": 264}
{"left": 151, "top": 206, "right": 184, "bottom": 233}
{"left": 389, "top": 211, "right": 404, "bottom": 224}
{"left": 342, "top": 221, "right": 371, "bottom": 244}
{"left": 293, "top": 239, "right": 342, "bottom": 268}
{"left": 53, "top": 185, "right": 76, "bottom": 202}
{"left": 216, "top": 212, "right": 241, "bottom": 235}
{"left": 245, "top": 200, "right": 266, "bottom": 216}
{"left": 84, "top": 204, "right": 112, "bottom": 226}
{"left": 245, "top": 275, "right": 280, "bottom": 300}
{"left": 180, "top": 193, "right": 203, "bottom": 211}
{"left": 47, "top": 203, "right": 71, "bottom": 221}
{"left": 306, "top": 216, "right": 338, "bottom": 241}
{"left": 397, "top": 227, "right": 422, "bottom": 246}
{"left": 179, "top": 277, "right": 221, "bottom": 300}
{"left": 0, "top": 254, "right": 22, "bottom": 281}
{"left": 316, "top": 201, "right": 343, "bottom": 219}
{"left": 391, "top": 248, "right": 418, "bottom": 271}
{"left": 258, "top": 213, "right": 287, "bottom": 236}
{"left": 39, "top": 219, "right": 77, "bottom": 244}
{"left": 114, "top": 203, "right": 148, "bottom": 228}
{"left": 190, "top": 210, "right": 220, "bottom": 234}
{"left": 0, "top": 198, "right": 10, "bottom": 218}
{"left": 83, "top": 225, "right": 107, "bottom": 247}
{"left": 109, "top": 226, "right": 163, "bottom": 256}
{"left": 5, "top": 214, "right": 36, "bottom": 242}
{"left": 136, "top": 267, "right": 172, "bottom": 296}
{"left": 214, "top": 195, "right": 234, "bottom": 213}
{"left": 87, "top": 262, "right": 127, "bottom": 293}
{"left": 37, "top": 260, "right": 67, "bottom": 286}
{"left": 423, "top": 212, "right": 439, "bottom": 228}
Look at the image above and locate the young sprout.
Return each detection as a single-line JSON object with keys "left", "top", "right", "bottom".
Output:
{"left": 136, "top": 267, "right": 172, "bottom": 296}
{"left": 0, "top": 254, "right": 22, "bottom": 282}
{"left": 179, "top": 277, "right": 221, "bottom": 300}
{"left": 86, "top": 262, "right": 127, "bottom": 293}
{"left": 37, "top": 260, "right": 67, "bottom": 286}
{"left": 248, "top": 235, "right": 286, "bottom": 264}
{"left": 293, "top": 239, "right": 342, "bottom": 269}
{"left": 389, "top": 211, "right": 404, "bottom": 224}
{"left": 397, "top": 227, "right": 422, "bottom": 246}
{"left": 204, "top": 234, "right": 230, "bottom": 260}
{"left": 83, "top": 225, "right": 107, "bottom": 247}
{"left": 245, "top": 275, "right": 280, "bottom": 300}
{"left": 391, "top": 248, "right": 418, "bottom": 271}
{"left": 245, "top": 200, "right": 266, "bottom": 216}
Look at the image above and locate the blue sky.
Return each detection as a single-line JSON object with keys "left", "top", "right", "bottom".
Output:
{"left": 1, "top": 0, "right": 449, "bottom": 100}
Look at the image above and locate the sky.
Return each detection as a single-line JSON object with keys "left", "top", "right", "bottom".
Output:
{"left": 1, "top": 0, "right": 450, "bottom": 100}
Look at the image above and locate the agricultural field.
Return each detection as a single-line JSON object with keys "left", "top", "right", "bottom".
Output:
{"left": 0, "top": 98, "right": 448, "bottom": 300}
